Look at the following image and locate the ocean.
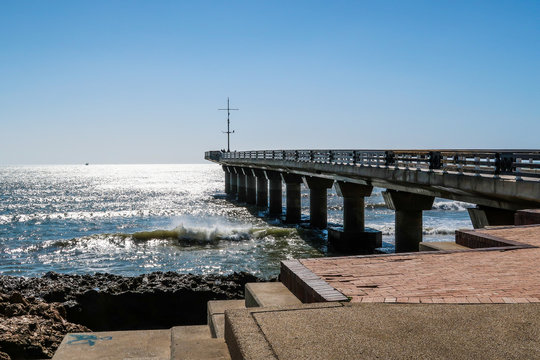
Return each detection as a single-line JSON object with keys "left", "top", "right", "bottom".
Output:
{"left": 0, "top": 164, "right": 472, "bottom": 278}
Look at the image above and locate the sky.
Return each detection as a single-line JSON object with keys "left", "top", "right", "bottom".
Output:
{"left": 0, "top": 1, "right": 538, "bottom": 164}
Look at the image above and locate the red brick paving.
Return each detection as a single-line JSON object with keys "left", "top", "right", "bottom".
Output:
{"left": 299, "top": 225, "right": 540, "bottom": 304}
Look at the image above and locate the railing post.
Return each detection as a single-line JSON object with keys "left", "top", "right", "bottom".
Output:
{"left": 516, "top": 157, "right": 522, "bottom": 181}
{"left": 474, "top": 156, "right": 481, "bottom": 176}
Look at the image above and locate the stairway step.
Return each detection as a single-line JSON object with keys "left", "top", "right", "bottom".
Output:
{"left": 245, "top": 282, "right": 302, "bottom": 308}
{"left": 52, "top": 329, "right": 171, "bottom": 360}
{"left": 419, "top": 241, "right": 469, "bottom": 251}
{"left": 171, "top": 325, "right": 230, "bottom": 360}
{"left": 207, "top": 300, "right": 245, "bottom": 338}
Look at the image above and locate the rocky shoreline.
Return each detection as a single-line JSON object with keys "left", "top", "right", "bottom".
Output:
{"left": 0, "top": 271, "right": 261, "bottom": 360}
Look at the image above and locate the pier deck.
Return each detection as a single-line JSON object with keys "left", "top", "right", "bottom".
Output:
{"left": 281, "top": 225, "right": 540, "bottom": 304}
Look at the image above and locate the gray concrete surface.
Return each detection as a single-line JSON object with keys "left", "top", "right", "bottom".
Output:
{"left": 52, "top": 329, "right": 171, "bottom": 360}
{"left": 225, "top": 303, "right": 540, "bottom": 360}
{"left": 245, "top": 282, "right": 302, "bottom": 308}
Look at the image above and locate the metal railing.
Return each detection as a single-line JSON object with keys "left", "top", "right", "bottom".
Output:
{"left": 205, "top": 150, "right": 540, "bottom": 180}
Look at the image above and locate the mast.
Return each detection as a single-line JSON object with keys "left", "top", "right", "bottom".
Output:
{"left": 219, "top": 97, "right": 239, "bottom": 152}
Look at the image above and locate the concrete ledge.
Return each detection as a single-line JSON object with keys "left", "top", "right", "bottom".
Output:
{"left": 515, "top": 209, "right": 540, "bottom": 225}
{"left": 419, "top": 241, "right": 469, "bottom": 251}
{"left": 245, "top": 282, "right": 301, "bottom": 308}
{"left": 207, "top": 300, "right": 245, "bottom": 338}
{"left": 53, "top": 329, "right": 171, "bottom": 360}
{"left": 280, "top": 259, "right": 348, "bottom": 303}
{"left": 456, "top": 227, "right": 535, "bottom": 249}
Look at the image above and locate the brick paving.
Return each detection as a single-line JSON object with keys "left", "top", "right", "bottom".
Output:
{"left": 298, "top": 225, "right": 540, "bottom": 304}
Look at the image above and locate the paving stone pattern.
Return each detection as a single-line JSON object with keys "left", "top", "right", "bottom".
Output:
{"left": 301, "top": 226, "right": 540, "bottom": 304}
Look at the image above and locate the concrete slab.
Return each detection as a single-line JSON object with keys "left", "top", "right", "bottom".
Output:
{"left": 52, "top": 329, "right": 171, "bottom": 360}
{"left": 226, "top": 303, "right": 540, "bottom": 360}
{"left": 171, "top": 325, "right": 230, "bottom": 360}
{"left": 245, "top": 282, "right": 302, "bottom": 308}
{"left": 419, "top": 241, "right": 469, "bottom": 251}
{"left": 207, "top": 300, "right": 245, "bottom": 338}
{"left": 224, "top": 303, "right": 344, "bottom": 360}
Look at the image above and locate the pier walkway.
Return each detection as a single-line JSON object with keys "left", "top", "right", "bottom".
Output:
{"left": 206, "top": 149, "right": 540, "bottom": 253}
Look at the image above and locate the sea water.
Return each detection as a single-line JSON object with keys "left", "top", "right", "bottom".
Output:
{"left": 0, "top": 164, "right": 472, "bottom": 278}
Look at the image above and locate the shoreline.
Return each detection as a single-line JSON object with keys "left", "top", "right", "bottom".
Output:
{"left": 0, "top": 271, "right": 264, "bottom": 360}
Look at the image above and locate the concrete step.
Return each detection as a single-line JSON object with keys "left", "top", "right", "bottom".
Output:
{"left": 52, "top": 329, "right": 171, "bottom": 360}
{"left": 419, "top": 241, "right": 469, "bottom": 251}
{"left": 245, "top": 282, "right": 302, "bottom": 308}
{"left": 207, "top": 299, "right": 246, "bottom": 338}
{"left": 171, "top": 325, "right": 231, "bottom": 360}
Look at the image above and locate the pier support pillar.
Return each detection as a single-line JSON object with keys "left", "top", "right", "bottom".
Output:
{"left": 467, "top": 205, "right": 516, "bottom": 229}
{"left": 223, "top": 166, "right": 231, "bottom": 194}
{"left": 382, "top": 190, "right": 434, "bottom": 253}
{"left": 229, "top": 167, "right": 238, "bottom": 196}
{"left": 265, "top": 170, "right": 283, "bottom": 217}
{"left": 253, "top": 169, "right": 268, "bottom": 208}
{"left": 329, "top": 182, "right": 382, "bottom": 253}
{"left": 244, "top": 168, "right": 257, "bottom": 205}
{"left": 281, "top": 173, "right": 303, "bottom": 223}
{"left": 237, "top": 169, "right": 247, "bottom": 203}
{"left": 303, "top": 176, "right": 334, "bottom": 228}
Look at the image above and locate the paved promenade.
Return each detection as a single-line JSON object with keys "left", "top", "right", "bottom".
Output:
{"left": 296, "top": 225, "right": 540, "bottom": 304}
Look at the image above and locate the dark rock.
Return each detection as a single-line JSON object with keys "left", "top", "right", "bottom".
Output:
{"left": 0, "top": 292, "right": 89, "bottom": 359}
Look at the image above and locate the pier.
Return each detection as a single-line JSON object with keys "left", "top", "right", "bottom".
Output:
{"left": 206, "top": 149, "right": 540, "bottom": 253}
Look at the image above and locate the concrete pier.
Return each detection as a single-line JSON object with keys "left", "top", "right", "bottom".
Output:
{"left": 253, "top": 169, "right": 268, "bottom": 208}
{"left": 329, "top": 182, "right": 382, "bottom": 253}
{"left": 467, "top": 205, "right": 516, "bottom": 229}
{"left": 223, "top": 166, "right": 231, "bottom": 194}
{"left": 265, "top": 170, "right": 282, "bottom": 217}
{"left": 229, "top": 167, "right": 238, "bottom": 196}
{"left": 303, "top": 177, "right": 334, "bottom": 228}
{"left": 281, "top": 173, "right": 303, "bottom": 223}
{"left": 245, "top": 169, "right": 257, "bottom": 205}
{"left": 236, "top": 168, "right": 247, "bottom": 203}
{"left": 382, "top": 190, "right": 434, "bottom": 252}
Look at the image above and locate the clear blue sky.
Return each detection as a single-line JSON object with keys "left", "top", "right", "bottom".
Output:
{"left": 1, "top": 1, "right": 538, "bottom": 164}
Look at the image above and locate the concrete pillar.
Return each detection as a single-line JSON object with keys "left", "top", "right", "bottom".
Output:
{"left": 328, "top": 182, "right": 382, "bottom": 253}
{"left": 467, "top": 205, "right": 516, "bottom": 229}
{"left": 281, "top": 173, "right": 303, "bottom": 223}
{"left": 223, "top": 166, "right": 231, "bottom": 194}
{"left": 244, "top": 168, "right": 257, "bottom": 205}
{"left": 382, "top": 190, "right": 435, "bottom": 253}
{"left": 303, "top": 176, "right": 334, "bottom": 228}
{"left": 265, "top": 170, "right": 282, "bottom": 217}
{"left": 253, "top": 169, "right": 268, "bottom": 208}
{"left": 237, "top": 169, "right": 247, "bottom": 203}
{"left": 335, "top": 182, "right": 372, "bottom": 233}
{"left": 229, "top": 167, "right": 238, "bottom": 196}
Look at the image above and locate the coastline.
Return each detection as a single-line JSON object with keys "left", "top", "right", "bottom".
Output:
{"left": 0, "top": 271, "right": 263, "bottom": 359}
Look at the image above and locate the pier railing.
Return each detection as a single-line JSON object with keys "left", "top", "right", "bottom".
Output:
{"left": 205, "top": 150, "right": 540, "bottom": 180}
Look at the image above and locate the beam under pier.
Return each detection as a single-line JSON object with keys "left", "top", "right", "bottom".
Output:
{"left": 303, "top": 176, "right": 334, "bottom": 229}
{"left": 382, "top": 190, "right": 434, "bottom": 252}
{"left": 265, "top": 170, "right": 282, "bottom": 217}
{"left": 253, "top": 169, "right": 268, "bottom": 208}
{"left": 229, "top": 166, "right": 238, "bottom": 196}
{"left": 244, "top": 168, "right": 257, "bottom": 205}
{"left": 236, "top": 168, "right": 247, "bottom": 202}
{"left": 222, "top": 166, "right": 231, "bottom": 194}
{"left": 329, "top": 182, "right": 382, "bottom": 253}
{"left": 281, "top": 173, "right": 303, "bottom": 223}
